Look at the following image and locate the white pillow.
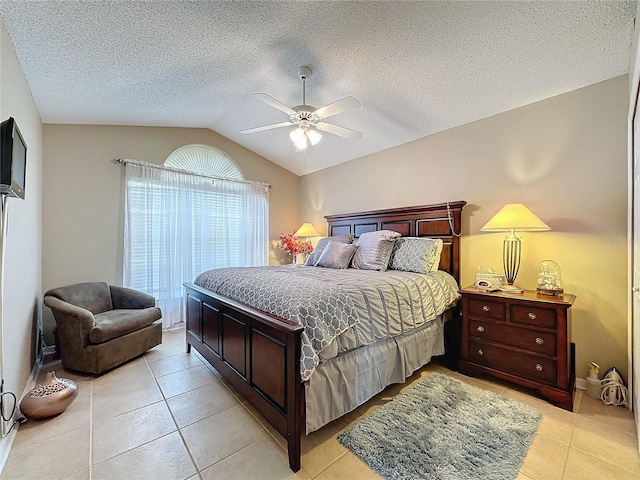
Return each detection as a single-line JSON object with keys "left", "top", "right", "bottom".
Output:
{"left": 388, "top": 237, "right": 444, "bottom": 274}
{"left": 351, "top": 230, "right": 402, "bottom": 271}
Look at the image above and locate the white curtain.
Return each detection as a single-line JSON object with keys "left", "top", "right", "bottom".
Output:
{"left": 123, "top": 160, "right": 269, "bottom": 329}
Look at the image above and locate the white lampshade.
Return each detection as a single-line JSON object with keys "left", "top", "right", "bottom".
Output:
{"left": 290, "top": 128, "right": 307, "bottom": 151}
{"left": 294, "top": 222, "right": 320, "bottom": 238}
{"left": 290, "top": 125, "right": 321, "bottom": 151}
{"left": 480, "top": 204, "right": 550, "bottom": 232}
{"left": 306, "top": 128, "right": 322, "bottom": 146}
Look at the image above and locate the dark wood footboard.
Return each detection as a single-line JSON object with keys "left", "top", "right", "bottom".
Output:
{"left": 184, "top": 283, "right": 305, "bottom": 471}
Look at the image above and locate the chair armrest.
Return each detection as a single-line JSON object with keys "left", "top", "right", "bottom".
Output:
{"left": 44, "top": 296, "right": 94, "bottom": 327}
{"left": 110, "top": 286, "right": 156, "bottom": 310}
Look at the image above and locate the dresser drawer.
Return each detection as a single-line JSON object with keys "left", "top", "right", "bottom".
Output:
{"left": 511, "top": 305, "right": 556, "bottom": 329}
{"left": 468, "top": 299, "right": 506, "bottom": 321}
{"left": 469, "top": 319, "right": 556, "bottom": 356}
{"left": 468, "top": 339, "right": 557, "bottom": 384}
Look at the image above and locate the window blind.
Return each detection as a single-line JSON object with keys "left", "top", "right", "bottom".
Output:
{"left": 123, "top": 160, "right": 269, "bottom": 329}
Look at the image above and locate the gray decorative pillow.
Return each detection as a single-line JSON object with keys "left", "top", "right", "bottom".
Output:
{"left": 305, "top": 233, "right": 354, "bottom": 266}
{"left": 351, "top": 230, "right": 402, "bottom": 271}
{"left": 315, "top": 242, "right": 358, "bottom": 269}
{"left": 388, "top": 237, "right": 444, "bottom": 274}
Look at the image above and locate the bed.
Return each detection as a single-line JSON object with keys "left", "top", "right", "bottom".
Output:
{"left": 184, "top": 201, "right": 466, "bottom": 471}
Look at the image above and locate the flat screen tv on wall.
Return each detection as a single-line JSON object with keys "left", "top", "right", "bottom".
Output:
{"left": 0, "top": 117, "right": 26, "bottom": 199}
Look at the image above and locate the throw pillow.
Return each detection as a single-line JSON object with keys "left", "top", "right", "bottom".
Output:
{"left": 388, "top": 237, "right": 444, "bottom": 273}
{"left": 315, "top": 242, "right": 358, "bottom": 269}
{"left": 305, "top": 233, "right": 354, "bottom": 266}
{"left": 351, "top": 230, "right": 402, "bottom": 271}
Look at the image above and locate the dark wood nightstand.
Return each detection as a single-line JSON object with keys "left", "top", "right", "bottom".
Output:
{"left": 458, "top": 286, "right": 576, "bottom": 411}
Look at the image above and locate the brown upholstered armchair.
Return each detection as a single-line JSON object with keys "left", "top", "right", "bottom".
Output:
{"left": 44, "top": 282, "right": 162, "bottom": 374}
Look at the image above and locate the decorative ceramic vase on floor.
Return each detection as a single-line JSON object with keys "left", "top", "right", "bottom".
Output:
{"left": 19, "top": 371, "right": 79, "bottom": 420}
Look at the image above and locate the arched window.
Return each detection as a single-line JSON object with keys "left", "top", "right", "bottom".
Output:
{"left": 164, "top": 144, "right": 244, "bottom": 180}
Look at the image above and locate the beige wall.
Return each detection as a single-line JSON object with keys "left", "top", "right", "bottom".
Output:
{"left": 629, "top": 0, "right": 640, "bottom": 436}
{"left": 299, "top": 76, "right": 629, "bottom": 380}
{"left": 42, "top": 124, "right": 299, "bottom": 338}
{"left": 0, "top": 17, "right": 43, "bottom": 461}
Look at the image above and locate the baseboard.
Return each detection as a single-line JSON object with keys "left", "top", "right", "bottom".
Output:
{"left": 0, "top": 354, "right": 43, "bottom": 475}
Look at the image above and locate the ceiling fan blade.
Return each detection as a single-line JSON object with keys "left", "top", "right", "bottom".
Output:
{"left": 316, "top": 122, "right": 363, "bottom": 141}
{"left": 253, "top": 93, "right": 296, "bottom": 116}
{"left": 241, "top": 121, "right": 295, "bottom": 134}
{"left": 314, "top": 96, "right": 361, "bottom": 119}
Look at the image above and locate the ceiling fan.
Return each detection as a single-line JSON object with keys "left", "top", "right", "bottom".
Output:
{"left": 241, "top": 66, "right": 362, "bottom": 151}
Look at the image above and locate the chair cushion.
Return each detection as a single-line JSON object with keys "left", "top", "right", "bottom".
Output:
{"left": 89, "top": 307, "right": 162, "bottom": 344}
{"left": 45, "top": 282, "right": 114, "bottom": 315}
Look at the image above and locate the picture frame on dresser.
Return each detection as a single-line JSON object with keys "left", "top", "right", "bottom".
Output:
{"left": 458, "top": 286, "right": 577, "bottom": 411}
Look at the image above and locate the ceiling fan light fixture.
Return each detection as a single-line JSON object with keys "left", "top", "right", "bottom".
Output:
{"left": 290, "top": 127, "right": 308, "bottom": 151}
{"left": 290, "top": 127, "right": 305, "bottom": 143}
{"left": 307, "top": 128, "right": 322, "bottom": 146}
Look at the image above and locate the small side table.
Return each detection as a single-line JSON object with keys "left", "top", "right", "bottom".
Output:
{"left": 458, "top": 286, "right": 576, "bottom": 411}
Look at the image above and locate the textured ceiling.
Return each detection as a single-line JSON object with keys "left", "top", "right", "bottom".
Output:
{"left": 0, "top": 1, "right": 635, "bottom": 175}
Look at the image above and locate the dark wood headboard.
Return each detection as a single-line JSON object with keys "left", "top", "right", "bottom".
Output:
{"left": 325, "top": 201, "right": 466, "bottom": 284}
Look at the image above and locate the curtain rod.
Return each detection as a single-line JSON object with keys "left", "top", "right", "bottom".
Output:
{"left": 113, "top": 158, "right": 272, "bottom": 189}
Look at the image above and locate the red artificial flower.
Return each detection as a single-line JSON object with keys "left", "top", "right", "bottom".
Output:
{"left": 278, "top": 233, "right": 314, "bottom": 255}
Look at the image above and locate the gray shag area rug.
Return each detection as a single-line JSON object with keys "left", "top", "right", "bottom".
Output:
{"left": 338, "top": 373, "right": 542, "bottom": 480}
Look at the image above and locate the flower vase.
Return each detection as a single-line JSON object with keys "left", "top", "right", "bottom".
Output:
{"left": 20, "top": 371, "right": 79, "bottom": 420}
{"left": 294, "top": 253, "right": 306, "bottom": 265}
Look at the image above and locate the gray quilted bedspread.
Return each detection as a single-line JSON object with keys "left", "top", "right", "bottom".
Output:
{"left": 194, "top": 265, "right": 459, "bottom": 381}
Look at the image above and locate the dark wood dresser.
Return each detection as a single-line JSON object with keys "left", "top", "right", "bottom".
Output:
{"left": 458, "top": 286, "right": 576, "bottom": 411}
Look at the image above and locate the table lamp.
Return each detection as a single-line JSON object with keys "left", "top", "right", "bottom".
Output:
{"left": 480, "top": 204, "right": 550, "bottom": 293}
{"left": 294, "top": 222, "right": 321, "bottom": 262}
{"left": 294, "top": 222, "right": 321, "bottom": 239}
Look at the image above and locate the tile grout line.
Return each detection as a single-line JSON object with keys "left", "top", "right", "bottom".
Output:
{"left": 89, "top": 379, "right": 93, "bottom": 480}
{"left": 146, "top": 349, "right": 201, "bottom": 477}
{"left": 195, "top": 433, "right": 271, "bottom": 475}
{"left": 89, "top": 356, "right": 179, "bottom": 469}
{"left": 310, "top": 450, "right": 349, "bottom": 479}
{"left": 558, "top": 436, "right": 570, "bottom": 480}
{"left": 568, "top": 444, "right": 640, "bottom": 476}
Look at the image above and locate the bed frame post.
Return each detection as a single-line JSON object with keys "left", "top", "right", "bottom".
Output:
{"left": 287, "top": 335, "right": 304, "bottom": 471}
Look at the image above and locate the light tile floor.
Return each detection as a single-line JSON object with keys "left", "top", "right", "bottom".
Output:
{"left": 1, "top": 329, "right": 638, "bottom": 479}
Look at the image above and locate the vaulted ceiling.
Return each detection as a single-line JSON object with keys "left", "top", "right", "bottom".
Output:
{"left": 0, "top": 1, "right": 635, "bottom": 175}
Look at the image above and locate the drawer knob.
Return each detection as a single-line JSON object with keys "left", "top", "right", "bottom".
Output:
{"left": 528, "top": 312, "right": 537, "bottom": 320}
{"left": 482, "top": 305, "right": 490, "bottom": 312}
{"left": 535, "top": 337, "right": 544, "bottom": 345}
{"left": 535, "top": 363, "right": 543, "bottom": 372}
{"left": 476, "top": 326, "right": 485, "bottom": 333}
{"left": 478, "top": 349, "right": 484, "bottom": 356}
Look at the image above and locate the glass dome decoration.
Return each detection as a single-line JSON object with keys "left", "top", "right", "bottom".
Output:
{"left": 536, "top": 260, "right": 563, "bottom": 296}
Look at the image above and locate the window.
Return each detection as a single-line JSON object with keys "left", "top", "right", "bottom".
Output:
{"left": 164, "top": 144, "right": 244, "bottom": 179}
{"left": 123, "top": 146, "right": 269, "bottom": 329}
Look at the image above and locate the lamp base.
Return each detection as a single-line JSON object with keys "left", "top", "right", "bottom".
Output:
{"left": 499, "top": 284, "right": 524, "bottom": 293}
